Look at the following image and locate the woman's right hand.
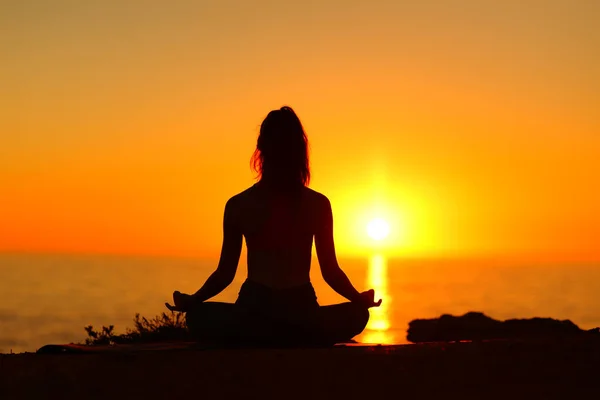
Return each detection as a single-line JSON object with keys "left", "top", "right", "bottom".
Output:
{"left": 356, "top": 289, "right": 382, "bottom": 308}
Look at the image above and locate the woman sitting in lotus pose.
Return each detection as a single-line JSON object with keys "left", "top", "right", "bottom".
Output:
{"left": 166, "top": 106, "right": 381, "bottom": 346}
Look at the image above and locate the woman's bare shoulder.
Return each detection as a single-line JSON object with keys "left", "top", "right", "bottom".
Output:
{"left": 302, "top": 187, "right": 331, "bottom": 209}
{"left": 225, "top": 186, "right": 257, "bottom": 209}
{"left": 227, "top": 185, "right": 330, "bottom": 209}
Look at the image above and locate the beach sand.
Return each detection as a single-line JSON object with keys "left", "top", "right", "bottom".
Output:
{"left": 1, "top": 339, "right": 599, "bottom": 399}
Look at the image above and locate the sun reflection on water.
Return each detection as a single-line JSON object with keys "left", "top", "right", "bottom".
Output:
{"left": 361, "top": 254, "right": 393, "bottom": 344}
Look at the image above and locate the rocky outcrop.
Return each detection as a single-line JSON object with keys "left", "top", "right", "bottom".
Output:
{"left": 407, "top": 312, "right": 600, "bottom": 343}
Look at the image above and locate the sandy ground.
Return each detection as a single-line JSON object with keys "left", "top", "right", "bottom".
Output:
{"left": 1, "top": 339, "right": 599, "bottom": 399}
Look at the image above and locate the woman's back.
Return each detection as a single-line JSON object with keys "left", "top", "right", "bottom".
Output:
{"left": 231, "top": 183, "right": 327, "bottom": 289}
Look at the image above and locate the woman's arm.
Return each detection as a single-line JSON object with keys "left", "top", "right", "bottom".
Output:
{"left": 191, "top": 198, "right": 243, "bottom": 302}
{"left": 315, "top": 196, "right": 362, "bottom": 302}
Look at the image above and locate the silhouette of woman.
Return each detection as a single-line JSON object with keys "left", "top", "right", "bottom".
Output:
{"left": 166, "top": 106, "right": 381, "bottom": 346}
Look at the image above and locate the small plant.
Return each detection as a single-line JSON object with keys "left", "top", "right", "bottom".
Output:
{"left": 84, "top": 311, "right": 191, "bottom": 345}
{"left": 84, "top": 324, "right": 116, "bottom": 345}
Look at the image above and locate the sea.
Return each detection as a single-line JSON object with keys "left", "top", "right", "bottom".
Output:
{"left": 1, "top": 253, "right": 599, "bottom": 354}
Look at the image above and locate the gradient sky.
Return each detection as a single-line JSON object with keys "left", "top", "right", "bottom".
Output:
{"left": 1, "top": 0, "right": 598, "bottom": 260}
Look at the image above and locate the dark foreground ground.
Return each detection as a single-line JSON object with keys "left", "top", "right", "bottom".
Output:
{"left": 1, "top": 339, "right": 599, "bottom": 399}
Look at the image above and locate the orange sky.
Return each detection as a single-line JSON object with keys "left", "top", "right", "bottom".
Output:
{"left": 1, "top": 0, "right": 598, "bottom": 260}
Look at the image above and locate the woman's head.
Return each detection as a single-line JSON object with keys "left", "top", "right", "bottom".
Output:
{"left": 252, "top": 106, "right": 310, "bottom": 188}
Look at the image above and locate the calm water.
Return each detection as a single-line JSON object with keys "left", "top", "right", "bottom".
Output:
{"left": 1, "top": 253, "right": 599, "bottom": 353}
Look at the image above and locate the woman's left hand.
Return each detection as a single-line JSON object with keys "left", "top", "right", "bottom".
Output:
{"left": 165, "top": 291, "right": 196, "bottom": 312}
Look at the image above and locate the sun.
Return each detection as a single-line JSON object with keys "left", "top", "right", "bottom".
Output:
{"left": 366, "top": 218, "right": 390, "bottom": 241}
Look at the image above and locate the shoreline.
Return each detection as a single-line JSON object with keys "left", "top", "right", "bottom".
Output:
{"left": 2, "top": 339, "right": 599, "bottom": 399}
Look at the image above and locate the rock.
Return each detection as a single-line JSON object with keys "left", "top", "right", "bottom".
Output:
{"left": 407, "top": 312, "right": 600, "bottom": 343}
